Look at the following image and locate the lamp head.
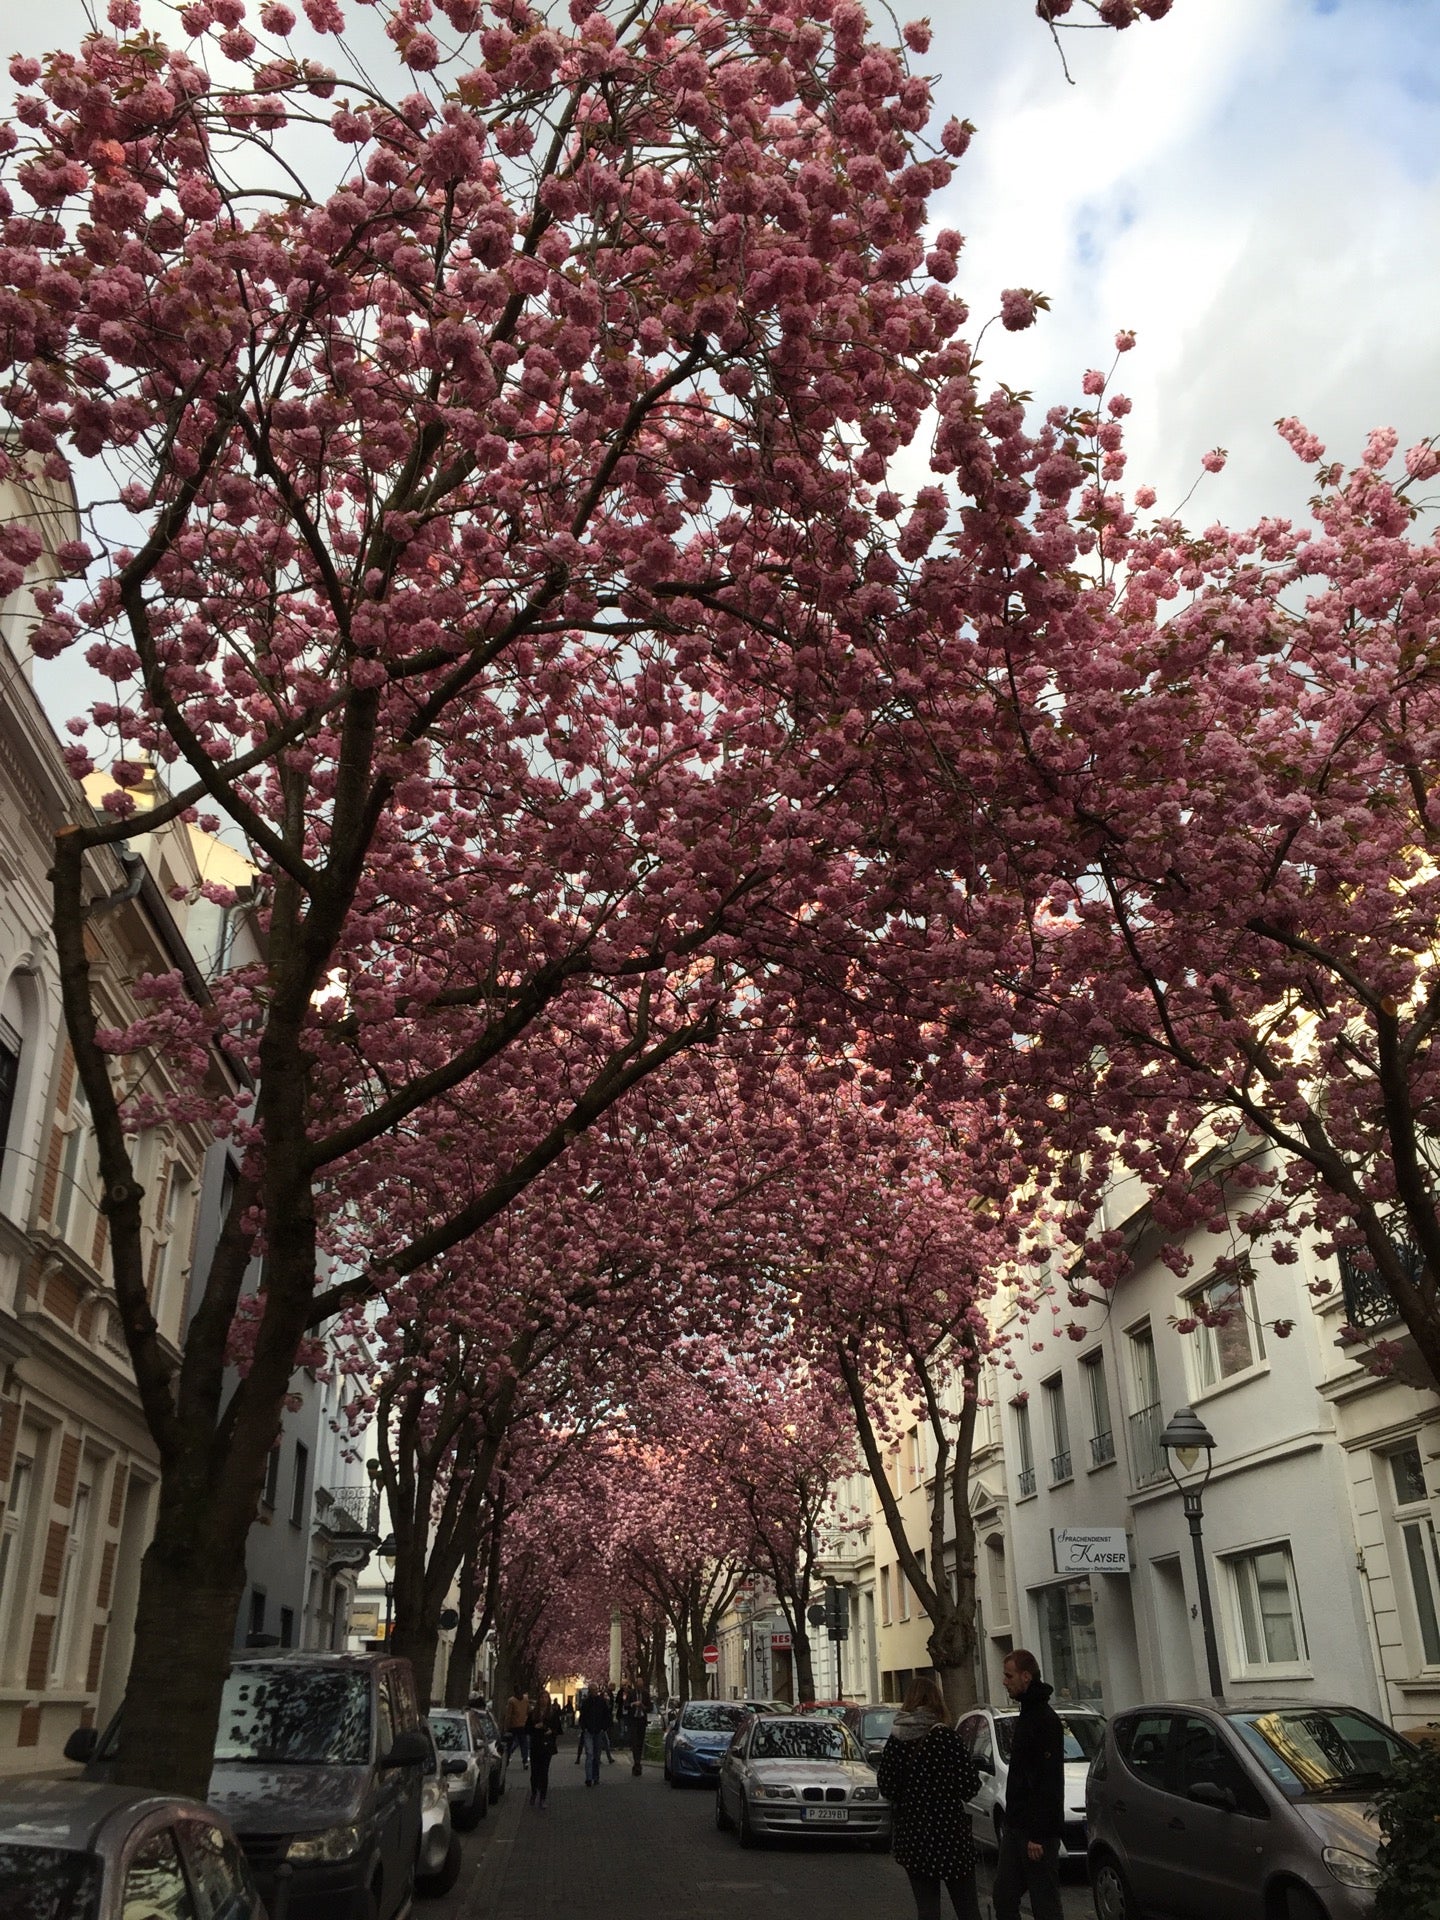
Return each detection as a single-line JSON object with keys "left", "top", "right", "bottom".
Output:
{"left": 1159, "top": 1406, "right": 1216, "bottom": 1477}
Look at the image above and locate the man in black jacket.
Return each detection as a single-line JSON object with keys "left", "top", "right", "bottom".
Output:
{"left": 993, "top": 1649, "right": 1065, "bottom": 1920}
{"left": 578, "top": 1683, "right": 613, "bottom": 1786}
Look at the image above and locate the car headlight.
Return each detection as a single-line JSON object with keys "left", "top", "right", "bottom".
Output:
{"left": 1323, "top": 1847, "right": 1381, "bottom": 1891}
{"left": 751, "top": 1783, "right": 798, "bottom": 1799}
{"left": 285, "top": 1825, "right": 363, "bottom": 1864}
{"left": 673, "top": 1733, "right": 694, "bottom": 1751}
{"left": 851, "top": 1785, "right": 879, "bottom": 1802}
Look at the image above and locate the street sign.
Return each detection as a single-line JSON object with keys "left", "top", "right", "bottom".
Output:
{"left": 1052, "top": 1526, "right": 1131, "bottom": 1573}
{"left": 805, "top": 1602, "right": 826, "bottom": 1627}
{"left": 703, "top": 1644, "right": 719, "bottom": 1665}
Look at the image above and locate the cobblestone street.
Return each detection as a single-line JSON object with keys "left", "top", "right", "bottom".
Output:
{"left": 436, "top": 1758, "right": 1096, "bottom": 1920}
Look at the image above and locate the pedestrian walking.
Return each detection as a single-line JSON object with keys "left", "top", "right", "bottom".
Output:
{"left": 991, "top": 1649, "right": 1065, "bottom": 1920}
{"left": 876, "top": 1674, "right": 981, "bottom": 1920}
{"left": 625, "top": 1689, "right": 651, "bottom": 1776}
{"left": 578, "top": 1681, "right": 613, "bottom": 1785}
{"left": 504, "top": 1688, "right": 531, "bottom": 1771}
{"left": 529, "top": 1692, "right": 560, "bottom": 1810}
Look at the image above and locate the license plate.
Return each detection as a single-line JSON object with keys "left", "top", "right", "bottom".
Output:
{"left": 802, "top": 1807, "right": 847, "bottom": 1824}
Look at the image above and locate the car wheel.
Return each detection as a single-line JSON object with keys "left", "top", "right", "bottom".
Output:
{"left": 715, "top": 1788, "right": 734, "bottom": 1832}
{"left": 416, "top": 1835, "right": 462, "bottom": 1899}
{"left": 738, "top": 1793, "right": 762, "bottom": 1849}
{"left": 1092, "top": 1852, "right": 1139, "bottom": 1920}
{"left": 1280, "top": 1888, "right": 1329, "bottom": 1920}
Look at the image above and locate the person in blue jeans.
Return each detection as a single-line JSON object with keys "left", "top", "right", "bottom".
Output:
{"left": 578, "top": 1684, "right": 613, "bottom": 1785}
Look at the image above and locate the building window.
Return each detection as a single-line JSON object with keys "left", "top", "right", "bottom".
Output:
{"left": 898, "top": 1564, "right": 910, "bottom": 1622}
{"left": 249, "top": 1590, "right": 266, "bottom": 1641}
{"left": 0, "top": 1021, "right": 20, "bottom": 1182}
{"left": 1013, "top": 1400, "right": 1036, "bottom": 1500}
{"left": 1082, "top": 1354, "right": 1115, "bottom": 1467}
{"left": 0, "top": 1449, "right": 35, "bottom": 1670}
{"left": 1186, "top": 1267, "right": 1266, "bottom": 1391}
{"left": 291, "top": 1444, "right": 308, "bottom": 1528}
{"left": 1388, "top": 1442, "right": 1440, "bottom": 1668}
{"left": 1127, "top": 1327, "right": 1165, "bottom": 1487}
{"left": 51, "top": 1478, "right": 93, "bottom": 1685}
{"left": 153, "top": 1163, "right": 193, "bottom": 1322}
{"left": 262, "top": 1445, "right": 280, "bottom": 1512}
{"left": 880, "top": 1565, "right": 892, "bottom": 1626}
{"left": 1228, "top": 1544, "right": 1307, "bottom": 1670}
{"left": 1043, "top": 1377, "right": 1071, "bottom": 1485}
{"left": 279, "top": 1606, "right": 295, "bottom": 1649}
{"left": 53, "top": 1090, "right": 93, "bottom": 1244}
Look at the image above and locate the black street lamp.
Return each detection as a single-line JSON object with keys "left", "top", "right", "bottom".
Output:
{"left": 1159, "top": 1407, "right": 1224, "bottom": 1700}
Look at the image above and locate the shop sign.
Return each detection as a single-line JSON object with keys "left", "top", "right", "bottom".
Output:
{"left": 1052, "top": 1526, "right": 1130, "bottom": 1573}
{"left": 770, "top": 1632, "right": 792, "bottom": 1650}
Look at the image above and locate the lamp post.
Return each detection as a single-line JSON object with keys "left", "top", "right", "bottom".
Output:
{"left": 1159, "top": 1407, "right": 1224, "bottom": 1700}
{"left": 378, "top": 1533, "right": 396, "bottom": 1645}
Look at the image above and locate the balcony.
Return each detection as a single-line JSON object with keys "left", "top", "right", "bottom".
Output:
{"left": 314, "top": 1486, "right": 379, "bottom": 1536}
{"left": 1017, "top": 1465, "right": 1037, "bottom": 1499}
{"left": 1050, "top": 1450, "right": 1072, "bottom": 1485}
{"left": 1129, "top": 1403, "right": 1167, "bottom": 1488}
{"left": 1338, "top": 1234, "right": 1416, "bottom": 1334}
{"left": 1090, "top": 1429, "right": 1116, "bottom": 1468}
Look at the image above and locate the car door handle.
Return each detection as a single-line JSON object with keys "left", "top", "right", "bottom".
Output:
{"left": 1168, "top": 1817, "right": 1185, "bottom": 1831}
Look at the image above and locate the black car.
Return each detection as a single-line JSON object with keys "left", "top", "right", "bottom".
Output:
{"left": 840, "top": 1704, "right": 899, "bottom": 1769}
{"left": 68, "top": 1652, "right": 426, "bottom": 1920}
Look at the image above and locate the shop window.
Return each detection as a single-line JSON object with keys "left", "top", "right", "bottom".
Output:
{"left": 1036, "top": 1577, "right": 1102, "bottom": 1704}
{"left": 1185, "top": 1266, "right": 1265, "bottom": 1391}
{"left": 1227, "top": 1543, "right": 1307, "bottom": 1670}
{"left": 1388, "top": 1441, "right": 1440, "bottom": 1668}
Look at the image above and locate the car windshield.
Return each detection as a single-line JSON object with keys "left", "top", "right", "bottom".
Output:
{"left": 0, "top": 1845, "right": 101, "bottom": 1920}
{"left": 680, "top": 1706, "right": 747, "bottom": 1733}
{"left": 1229, "top": 1709, "right": 1410, "bottom": 1799}
{"left": 995, "top": 1714, "right": 1104, "bottom": 1764}
{"left": 863, "top": 1709, "right": 898, "bottom": 1741}
{"left": 215, "top": 1665, "right": 371, "bottom": 1766}
{"left": 429, "top": 1717, "right": 468, "bottom": 1752}
{"left": 751, "top": 1720, "right": 859, "bottom": 1763}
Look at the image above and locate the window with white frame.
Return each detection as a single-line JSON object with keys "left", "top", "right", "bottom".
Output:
{"left": 50, "top": 1476, "right": 92, "bottom": 1685}
{"left": 1186, "top": 1266, "right": 1266, "bottom": 1391}
{"left": 152, "top": 1161, "right": 194, "bottom": 1323}
{"left": 1082, "top": 1354, "right": 1115, "bottom": 1467}
{"left": 1013, "top": 1400, "right": 1036, "bottom": 1498}
{"left": 53, "top": 1088, "right": 94, "bottom": 1245}
{"left": 1388, "top": 1441, "right": 1440, "bottom": 1668}
{"left": 1227, "top": 1543, "right": 1307, "bottom": 1670}
{"left": 1043, "top": 1376, "right": 1071, "bottom": 1484}
{"left": 0, "top": 1016, "right": 20, "bottom": 1184}
{"left": 880, "top": 1564, "right": 892, "bottom": 1625}
{"left": 0, "top": 1445, "right": 36, "bottom": 1677}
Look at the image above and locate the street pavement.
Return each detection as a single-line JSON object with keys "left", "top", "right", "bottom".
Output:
{"left": 430, "top": 1753, "right": 1098, "bottom": 1920}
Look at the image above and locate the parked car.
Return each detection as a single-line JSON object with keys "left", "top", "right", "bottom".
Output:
{"left": 664, "top": 1703, "right": 764, "bottom": 1786}
{"left": 1087, "top": 1698, "right": 1412, "bottom": 1920}
{"left": 67, "top": 1651, "right": 426, "bottom": 1920}
{"left": 793, "top": 1701, "right": 849, "bottom": 1721}
{"left": 841, "top": 1704, "right": 899, "bottom": 1768}
{"left": 714, "top": 1712, "right": 891, "bottom": 1850}
{"left": 469, "top": 1709, "right": 507, "bottom": 1804}
{"left": 0, "top": 1779, "right": 264, "bottom": 1920}
{"left": 414, "top": 1725, "right": 461, "bottom": 1898}
{"left": 957, "top": 1701, "right": 1105, "bottom": 1858}
{"left": 426, "top": 1711, "right": 491, "bottom": 1829}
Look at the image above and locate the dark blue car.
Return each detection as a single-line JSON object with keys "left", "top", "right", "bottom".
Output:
{"left": 664, "top": 1702, "right": 780, "bottom": 1787}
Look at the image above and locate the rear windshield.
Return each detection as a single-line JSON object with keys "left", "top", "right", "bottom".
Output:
{"left": 995, "top": 1714, "right": 1104, "bottom": 1764}
{"left": 429, "top": 1717, "right": 469, "bottom": 1752}
{"left": 863, "top": 1709, "right": 897, "bottom": 1740}
{"left": 0, "top": 1846, "right": 101, "bottom": 1920}
{"left": 751, "top": 1720, "right": 859, "bottom": 1763}
{"left": 1229, "top": 1708, "right": 1410, "bottom": 1798}
{"left": 680, "top": 1705, "right": 747, "bottom": 1733}
{"left": 216, "top": 1665, "right": 371, "bottom": 1766}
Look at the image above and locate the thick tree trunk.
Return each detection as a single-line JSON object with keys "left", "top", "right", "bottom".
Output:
{"left": 444, "top": 1540, "right": 483, "bottom": 1708}
{"left": 793, "top": 1627, "right": 816, "bottom": 1704}
{"left": 113, "top": 1511, "right": 250, "bottom": 1795}
{"left": 390, "top": 1615, "right": 441, "bottom": 1716}
{"left": 928, "top": 1615, "right": 978, "bottom": 1720}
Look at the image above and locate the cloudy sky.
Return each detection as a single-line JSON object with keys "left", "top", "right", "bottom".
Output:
{"left": 11, "top": 0, "right": 1440, "bottom": 725}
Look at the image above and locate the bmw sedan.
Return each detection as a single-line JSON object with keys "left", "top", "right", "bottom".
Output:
{"left": 714, "top": 1714, "right": 891, "bottom": 1849}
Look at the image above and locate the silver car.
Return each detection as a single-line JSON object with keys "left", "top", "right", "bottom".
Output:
{"left": 414, "top": 1726, "right": 461, "bottom": 1898}
{"left": 0, "top": 1780, "right": 265, "bottom": 1920}
{"left": 427, "top": 1711, "right": 490, "bottom": 1829}
{"left": 1086, "top": 1698, "right": 1411, "bottom": 1920}
{"left": 957, "top": 1702, "right": 1105, "bottom": 1858}
{"left": 714, "top": 1713, "right": 891, "bottom": 1849}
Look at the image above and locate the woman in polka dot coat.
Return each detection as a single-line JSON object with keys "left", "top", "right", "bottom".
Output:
{"left": 876, "top": 1674, "right": 982, "bottom": 1920}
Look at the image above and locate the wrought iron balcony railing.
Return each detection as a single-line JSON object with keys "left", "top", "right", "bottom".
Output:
{"left": 1016, "top": 1465, "right": 1037, "bottom": 1499}
{"left": 1090, "top": 1429, "right": 1116, "bottom": 1468}
{"left": 315, "top": 1485, "right": 379, "bottom": 1536}
{"left": 1050, "top": 1450, "right": 1072, "bottom": 1485}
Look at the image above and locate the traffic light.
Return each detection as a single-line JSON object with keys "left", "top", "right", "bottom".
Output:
{"left": 823, "top": 1582, "right": 849, "bottom": 1640}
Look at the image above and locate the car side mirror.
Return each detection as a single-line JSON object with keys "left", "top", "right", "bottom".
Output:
{"left": 381, "top": 1729, "right": 430, "bottom": 1769}
{"left": 1189, "top": 1780, "right": 1237, "bottom": 1812}
{"left": 64, "top": 1727, "right": 99, "bottom": 1765}
{"left": 443, "top": 1757, "right": 467, "bottom": 1776}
